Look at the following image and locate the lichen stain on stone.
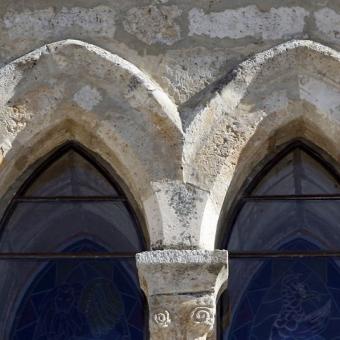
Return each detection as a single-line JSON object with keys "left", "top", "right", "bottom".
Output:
{"left": 127, "top": 75, "right": 141, "bottom": 93}
{"left": 123, "top": 5, "right": 182, "bottom": 45}
{"left": 168, "top": 185, "right": 198, "bottom": 227}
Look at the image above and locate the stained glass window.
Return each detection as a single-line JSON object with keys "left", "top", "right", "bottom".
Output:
{"left": 0, "top": 143, "right": 146, "bottom": 339}
{"left": 222, "top": 142, "right": 340, "bottom": 339}
{"left": 225, "top": 242, "right": 340, "bottom": 339}
{"left": 11, "top": 241, "right": 145, "bottom": 340}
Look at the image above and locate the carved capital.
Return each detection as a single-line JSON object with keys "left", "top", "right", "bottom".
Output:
{"left": 136, "top": 250, "right": 228, "bottom": 340}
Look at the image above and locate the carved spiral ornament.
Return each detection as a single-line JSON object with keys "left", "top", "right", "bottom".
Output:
{"left": 153, "top": 310, "right": 171, "bottom": 328}
{"left": 190, "top": 306, "right": 214, "bottom": 326}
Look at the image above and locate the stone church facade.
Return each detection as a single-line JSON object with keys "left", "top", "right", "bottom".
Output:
{"left": 1, "top": 1, "right": 340, "bottom": 339}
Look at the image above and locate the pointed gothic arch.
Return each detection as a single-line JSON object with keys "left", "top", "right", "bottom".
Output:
{"left": 0, "top": 141, "right": 147, "bottom": 339}
{"left": 220, "top": 140, "right": 340, "bottom": 339}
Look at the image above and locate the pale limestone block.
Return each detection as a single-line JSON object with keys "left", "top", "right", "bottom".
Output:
{"left": 137, "top": 250, "right": 228, "bottom": 339}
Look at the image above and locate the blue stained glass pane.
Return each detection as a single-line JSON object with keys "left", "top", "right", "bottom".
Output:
{"left": 223, "top": 240, "right": 340, "bottom": 340}
{"left": 10, "top": 241, "right": 146, "bottom": 340}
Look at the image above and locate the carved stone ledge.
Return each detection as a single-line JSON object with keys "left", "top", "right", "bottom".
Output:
{"left": 136, "top": 250, "right": 228, "bottom": 340}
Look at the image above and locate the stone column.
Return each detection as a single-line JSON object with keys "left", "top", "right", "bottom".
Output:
{"left": 136, "top": 250, "right": 228, "bottom": 340}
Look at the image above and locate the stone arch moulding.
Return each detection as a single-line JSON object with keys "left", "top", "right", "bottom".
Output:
{"left": 180, "top": 39, "right": 340, "bottom": 250}
{"left": 0, "top": 39, "right": 184, "bottom": 249}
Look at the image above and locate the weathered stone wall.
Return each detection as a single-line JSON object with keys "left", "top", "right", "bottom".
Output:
{"left": 1, "top": 3, "right": 340, "bottom": 338}
{"left": 0, "top": 1, "right": 340, "bottom": 105}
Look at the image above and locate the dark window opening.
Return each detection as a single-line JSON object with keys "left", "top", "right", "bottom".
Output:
{"left": 0, "top": 142, "right": 147, "bottom": 339}
{"left": 221, "top": 141, "right": 340, "bottom": 339}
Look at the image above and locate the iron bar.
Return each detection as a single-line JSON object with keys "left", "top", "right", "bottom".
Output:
{"left": 0, "top": 252, "right": 136, "bottom": 260}
{"left": 15, "top": 196, "right": 126, "bottom": 202}
{"left": 229, "top": 251, "right": 340, "bottom": 259}
{"left": 243, "top": 194, "right": 340, "bottom": 201}
{"left": 0, "top": 251, "right": 339, "bottom": 261}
